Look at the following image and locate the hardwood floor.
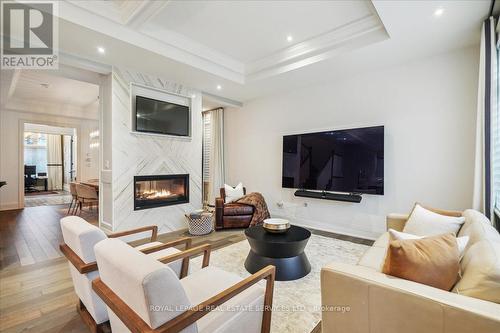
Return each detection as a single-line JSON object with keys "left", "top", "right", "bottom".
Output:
{"left": 0, "top": 205, "right": 245, "bottom": 333}
{"left": 0, "top": 205, "right": 98, "bottom": 270}
{"left": 1, "top": 257, "right": 86, "bottom": 333}
{"left": 0, "top": 205, "right": 371, "bottom": 333}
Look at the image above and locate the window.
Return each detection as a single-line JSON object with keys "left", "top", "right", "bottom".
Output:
{"left": 24, "top": 132, "right": 47, "bottom": 174}
{"left": 202, "top": 111, "right": 212, "bottom": 206}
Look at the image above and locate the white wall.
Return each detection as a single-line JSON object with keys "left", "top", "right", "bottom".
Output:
{"left": 224, "top": 47, "right": 479, "bottom": 240}
{"left": 106, "top": 68, "right": 203, "bottom": 234}
{"left": 0, "top": 108, "right": 99, "bottom": 210}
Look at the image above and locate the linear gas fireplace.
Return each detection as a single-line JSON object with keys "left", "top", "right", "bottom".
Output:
{"left": 134, "top": 174, "right": 189, "bottom": 210}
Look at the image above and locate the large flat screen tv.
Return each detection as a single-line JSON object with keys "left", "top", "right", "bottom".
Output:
{"left": 282, "top": 126, "right": 384, "bottom": 195}
{"left": 135, "top": 95, "right": 190, "bottom": 136}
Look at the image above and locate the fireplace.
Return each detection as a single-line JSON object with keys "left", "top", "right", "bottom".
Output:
{"left": 134, "top": 174, "right": 189, "bottom": 210}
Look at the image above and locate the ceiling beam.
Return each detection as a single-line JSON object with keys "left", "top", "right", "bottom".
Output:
{"left": 0, "top": 69, "right": 21, "bottom": 107}
{"left": 202, "top": 92, "right": 243, "bottom": 108}
{"left": 57, "top": 1, "right": 245, "bottom": 84}
{"left": 124, "top": 0, "right": 171, "bottom": 29}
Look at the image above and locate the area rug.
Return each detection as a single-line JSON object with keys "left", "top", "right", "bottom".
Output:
{"left": 24, "top": 190, "right": 58, "bottom": 196}
{"left": 191, "top": 234, "right": 369, "bottom": 333}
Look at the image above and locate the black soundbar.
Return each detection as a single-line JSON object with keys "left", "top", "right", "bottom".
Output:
{"left": 294, "top": 189, "right": 362, "bottom": 203}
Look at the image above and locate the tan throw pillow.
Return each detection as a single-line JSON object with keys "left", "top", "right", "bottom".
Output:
{"left": 382, "top": 233, "right": 460, "bottom": 291}
{"left": 388, "top": 229, "right": 469, "bottom": 259}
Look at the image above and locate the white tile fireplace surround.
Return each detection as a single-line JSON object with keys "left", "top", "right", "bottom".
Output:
{"left": 109, "top": 68, "right": 203, "bottom": 234}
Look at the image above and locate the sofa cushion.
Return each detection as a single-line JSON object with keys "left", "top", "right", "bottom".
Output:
{"left": 458, "top": 211, "right": 500, "bottom": 249}
{"left": 373, "top": 232, "right": 389, "bottom": 247}
{"left": 358, "top": 232, "right": 389, "bottom": 271}
{"left": 461, "top": 209, "right": 492, "bottom": 230}
{"left": 221, "top": 215, "right": 254, "bottom": 228}
{"left": 403, "top": 204, "right": 465, "bottom": 236}
{"left": 223, "top": 203, "right": 254, "bottom": 216}
{"left": 453, "top": 240, "right": 500, "bottom": 303}
{"left": 382, "top": 233, "right": 460, "bottom": 291}
{"left": 358, "top": 245, "right": 387, "bottom": 271}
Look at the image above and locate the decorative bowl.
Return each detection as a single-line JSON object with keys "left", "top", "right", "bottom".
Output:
{"left": 263, "top": 218, "right": 290, "bottom": 233}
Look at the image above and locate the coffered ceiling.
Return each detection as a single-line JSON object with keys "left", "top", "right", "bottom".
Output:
{"left": 59, "top": 0, "right": 388, "bottom": 83}
{"left": 50, "top": 0, "right": 488, "bottom": 102}
{"left": 144, "top": 1, "right": 386, "bottom": 70}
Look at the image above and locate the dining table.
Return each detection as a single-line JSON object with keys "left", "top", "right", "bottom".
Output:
{"left": 80, "top": 179, "right": 99, "bottom": 192}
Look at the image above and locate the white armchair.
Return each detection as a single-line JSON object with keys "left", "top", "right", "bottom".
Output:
{"left": 91, "top": 238, "right": 276, "bottom": 333}
{"left": 59, "top": 216, "right": 191, "bottom": 332}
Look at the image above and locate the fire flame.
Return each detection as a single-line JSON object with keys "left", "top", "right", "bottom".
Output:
{"left": 141, "top": 189, "right": 173, "bottom": 199}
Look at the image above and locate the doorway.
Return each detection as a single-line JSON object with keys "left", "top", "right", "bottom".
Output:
{"left": 23, "top": 124, "right": 77, "bottom": 207}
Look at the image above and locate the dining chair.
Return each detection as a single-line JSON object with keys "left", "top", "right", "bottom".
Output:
{"left": 92, "top": 238, "right": 275, "bottom": 333}
{"left": 60, "top": 216, "right": 193, "bottom": 333}
{"left": 75, "top": 183, "right": 98, "bottom": 215}
{"left": 68, "top": 182, "right": 79, "bottom": 215}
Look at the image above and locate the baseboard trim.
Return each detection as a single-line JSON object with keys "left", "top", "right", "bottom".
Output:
{"left": 295, "top": 221, "right": 377, "bottom": 242}
{"left": 272, "top": 213, "right": 380, "bottom": 241}
{"left": 0, "top": 202, "right": 20, "bottom": 211}
{"left": 99, "top": 220, "right": 113, "bottom": 231}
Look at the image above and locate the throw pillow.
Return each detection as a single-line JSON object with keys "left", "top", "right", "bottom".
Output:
{"left": 403, "top": 204, "right": 465, "bottom": 236}
{"left": 458, "top": 212, "right": 500, "bottom": 249}
{"left": 388, "top": 229, "right": 469, "bottom": 258}
{"left": 452, "top": 240, "right": 500, "bottom": 303}
{"left": 382, "top": 233, "right": 460, "bottom": 291}
{"left": 224, "top": 183, "right": 244, "bottom": 203}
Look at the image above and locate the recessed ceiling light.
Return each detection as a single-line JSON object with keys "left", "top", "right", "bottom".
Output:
{"left": 216, "top": 85, "right": 222, "bottom": 90}
{"left": 434, "top": 8, "right": 444, "bottom": 17}
{"left": 287, "top": 35, "right": 293, "bottom": 42}
{"left": 191, "top": 94, "right": 196, "bottom": 98}
{"left": 97, "top": 46, "right": 105, "bottom": 54}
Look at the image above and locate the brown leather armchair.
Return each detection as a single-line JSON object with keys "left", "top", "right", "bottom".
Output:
{"left": 215, "top": 187, "right": 254, "bottom": 230}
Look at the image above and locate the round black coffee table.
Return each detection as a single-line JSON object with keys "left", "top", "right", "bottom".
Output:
{"left": 244, "top": 225, "right": 311, "bottom": 281}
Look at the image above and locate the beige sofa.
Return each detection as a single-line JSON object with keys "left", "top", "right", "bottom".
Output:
{"left": 321, "top": 209, "right": 500, "bottom": 333}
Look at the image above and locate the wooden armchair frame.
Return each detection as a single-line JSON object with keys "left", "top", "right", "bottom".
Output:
{"left": 59, "top": 224, "right": 191, "bottom": 333}
{"left": 108, "top": 225, "right": 159, "bottom": 242}
{"left": 59, "top": 236, "right": 192, "bottom": 275}
{"left": 92, "top": 243, "right": 275, "bottom": 333}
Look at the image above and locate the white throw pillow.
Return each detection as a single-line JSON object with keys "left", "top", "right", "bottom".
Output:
{"left": 224, "top": 183, "right": 244, "bottom": 203}
{"left": 403, "top": 204, "right": 465, "bottom": 237}
{"left": 388, "top": 229, "right": 469, "bottom": 258}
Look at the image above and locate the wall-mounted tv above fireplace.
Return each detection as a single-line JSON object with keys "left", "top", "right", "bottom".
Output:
{"left": 282, "top": 125, "right": 384, "bottom": 195}
{"left": 134, "top": 95, "right": 190, "bottom": 137}
{"left": 130, "top": 83, "right": 192, "bottom": 138}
